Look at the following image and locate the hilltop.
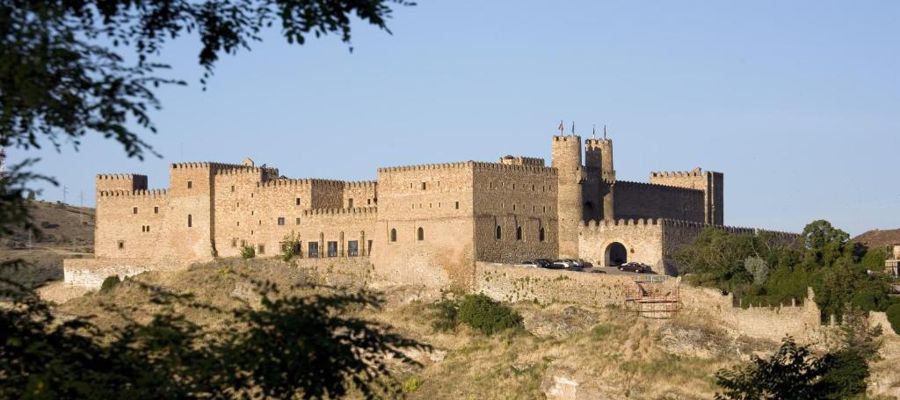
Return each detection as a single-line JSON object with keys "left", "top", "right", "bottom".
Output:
{"left": 854, "top": 229, "right": 900, "bottom": 249}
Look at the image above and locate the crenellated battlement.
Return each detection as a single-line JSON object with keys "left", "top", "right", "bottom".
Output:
{"left": 552, "top": 135, "right": 579, "bottom": 142}
{"left": 378, "top": 161, "right": 473, "bottom": 173}
{"left": 344, "top": 180, "right": 377, "bottom": 189}
{"left": 171, "top": 162, "right": 247, "bottom": 170}
{"left": 96, "top": 173, "right": 146, "bottom": 180}
{"left": 499, "top": 155, "right": 545, "bottom": 167}
{"left": 584, "top": 138, "right": 613, "bottom": 147}
{"left": 301, "top": 206, "right": 378, "bottom": 217}
{"left": 578, "top": 217, "right": 798, "bottom": 240}
{"left": 616, "top": 180, "right": 703, "bottom": 193}
{"left": 472, "top": 161, "right": 556, "bottom": 175}
{"left": 650, "top": 167, "right": 709, "bottom": 178}
{"left": 214, "top": 166, "right": 274, "bottom": 176}
{"left": 97, "top": 189, "right": 168, "bottom": 198}
{"left": 256, "top": 178, "right": 344, "bottom": 188}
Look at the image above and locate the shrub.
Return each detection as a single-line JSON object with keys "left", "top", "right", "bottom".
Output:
{"left": 456, "top": 294, "right": 522, "bottom": 335}
{"left": 240, "top": 245, "right": 256, "bottom": 259}
{"left": 591, "top": 324, "right": 613, "bottom": 339}
{"left": 99, "top": 276, "right": 121, "bottom": 293}
{"left": 887, "top": 303, "right": 900, "bottom": 334}
{"left": 280, "top": 234, "right": 300, "bottom": 262}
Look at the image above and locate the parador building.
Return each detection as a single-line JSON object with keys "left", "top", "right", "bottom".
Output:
{"left": 65, "top": 132, "right": 796, "bottom": 289}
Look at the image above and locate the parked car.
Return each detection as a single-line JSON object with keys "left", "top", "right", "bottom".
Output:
{"left": 578, "top": 260, "right": 594, "bottom": 268}
{"left": 533, "top": 259, "right": 553, "bottom": 268}
{"left": 546, "top": 261, "right": 567, "bottom": 269}
{"left": 520, "top": 260, "right": 540, "bottom": 268}
{"left": 565, "top": 264, "right": 584, "bottom": 272}
{"left": 552, "top": 259, "right": 575, "bottom": 268}
{"left": 618, "top": 262, "right": 650, "bottom": 273}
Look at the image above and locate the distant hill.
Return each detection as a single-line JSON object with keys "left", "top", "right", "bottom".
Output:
{"left": 1, "top": 200, "right": 94, "bottom": 288}
{"left": 2, "top": 200, "right": 94, "bottom": 249}
{"left": 853, "top": 229, "right": 900, "bottom": 249}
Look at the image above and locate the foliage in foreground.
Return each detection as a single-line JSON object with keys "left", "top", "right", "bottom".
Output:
{"left": 675, "top": 220, "right": 895, "bottom": 321}
{"left": 715, "top": 312, "right": 881, "bottom": 400}
{"left": 431, "top": 294, "right": 523, "bottom": 335}
{"left": 0, "top": 282, "right": 426, "bottom": 399}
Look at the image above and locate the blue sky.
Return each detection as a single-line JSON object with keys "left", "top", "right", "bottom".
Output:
{"left": 9, "top": 0, "right": 899, "bottom": 236}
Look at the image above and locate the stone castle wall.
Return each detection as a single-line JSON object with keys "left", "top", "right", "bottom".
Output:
{"left": 614, "top": 181, "right": 705, "bottom": 223}
{"left": 650, "top": 168, "right": 724, "bottom": 225}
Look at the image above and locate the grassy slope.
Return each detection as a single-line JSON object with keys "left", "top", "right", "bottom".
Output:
{"left": 58, "top": 259, "right": 778, "bottom": 400}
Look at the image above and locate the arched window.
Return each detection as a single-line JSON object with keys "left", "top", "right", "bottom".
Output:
{"left": 187, "top": 214, "right": 192, "bottom": 228}
{"left": 539, "top": 227, "right": 545, "bottom": 242}
{"left": 495, "top": 225, "right": 502, "bottom": 240}
{"left": 515, "top": 226, "right": 523, "bottom": 241}
{"left": 417, "top": 227, "right": 424, "bottom": 241}
{"left": 390, "top": 228, "right": 397, "bottom": 242}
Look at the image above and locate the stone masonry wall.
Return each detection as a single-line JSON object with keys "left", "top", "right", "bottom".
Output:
{"left": 579, "top": 218, "right": 665, "bottom": 269}
{"left": 614, "top": 181, "right": 705, "bottom": 223}
{"left": 474, "top": 262, "right": 648, "bottom": 307}
{"left": 472, "top": 162, "right": 559, "bottom": 264}
{"left": 650, "top": 168, "right": 724, "bottom": 225}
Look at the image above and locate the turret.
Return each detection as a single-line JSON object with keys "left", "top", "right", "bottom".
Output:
{"left": 585, "top": 138, "right": 616, "bottom": 221}
{"left": 552, "top": 135, "right": 583, "bottom": 258}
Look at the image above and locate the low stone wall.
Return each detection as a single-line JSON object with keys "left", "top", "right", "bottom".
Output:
{"left": 63, "top": 258, "right": 187, "bottom": 289}
{"left": 290, "top": 256, "right": 374, "bottom": 289}
{"left": 474, "top": 262, "right": 656, "bottom": 307}
{"left": 680, "top": 285, "right": 824, "bottom": 343}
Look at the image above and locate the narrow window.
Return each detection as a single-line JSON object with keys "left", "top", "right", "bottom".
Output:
{"left": 421, "top": 182, "right": 426, "bottom": 190}
{"left": 348, "top": 198, "right": 354, "bottom": 208}
{"left": 187, "top": 181, "right": 193, "bottom": 189}
{"left": 390, "top": 228, "right": 397, "bottom": 242}
{"left": 348, "top": 240, "right": 359, "bottom": 257}
{"left": 117, "top": 240, "right": 125, "bottom": 250}
{"left": 133, "top": 207, "right": 138, "bottom": 214}
{"left": 516, "top": 226, "right": 523, "bottom": 241}
{"left": 539, "top": 227, "right": 545, "bottom": 242}
{"left": 154, "top": 206, "right": 159, "bottom": 214}
{"left": 513, "top": 204, "right": 516, "bottom": 211}
{"left": 258, "top": 244, "right": 265, "bottom": 255}
{"left": 187, "top": 214, "right": 192, "bottom": 227}
{"left": 277, "top": 217, "right": 285, "bottom": 226}
{"left": 231, "top": 185, "right": 235, "bottom": 192}
{"left": 296, "top": 197, "right": 301, "bottom": 206}
{"left": 231, "top": 238, "right": 237, "bottom": 248}
{"left": 327, "top": 241, "right": 338, "bottom": 257}
{"left": 237, "top": 221, "right": 240, "bottom": 227}
{"left": 417, "top": 227, "right": 424, "bottom": 241}
{"left": 295, "top": 217, "right": 301, "bottom": 225}
{"left": 367, "top": 240, "right": 373, "bottom": 255}
{"left": 455, "top": 201, "right": 460, "bottom": 209}
{"left": 308, "top": 242, "right": 319, "bottom": 258}
{"left": 495, "top": 225, "right": 502, "bottom": 240}
{"left": 367, "top": 199, "right": 371, "bottom": 205}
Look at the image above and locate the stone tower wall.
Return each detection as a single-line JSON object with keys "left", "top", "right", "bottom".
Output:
{"left": 472, "top": 162, "right": 559, "bottom": 264}
{"left": 343, "top": 181, "right": 378, "bottom": 208}
{"left": 614, "top": 181, "right": 706, "bottom": 223}
{"left": 96, "top": 174, "right": 148, "bottom": 193}
{"left": 95, "top": 189, "right": 168, "bottom": 259}
{"left": 650, "top": 168, "right": 724, "bottom": 225}
{"left": 552, "top": 135, "right": 583, "bottom": 258}
{"left": 374, "top": 162, "right": 477, "bottom": 289}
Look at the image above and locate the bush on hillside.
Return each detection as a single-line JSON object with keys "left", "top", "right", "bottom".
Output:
{"left": 99, "top": 276, "right": 121, "bottom": 293}
{"left": 457, "top": 294, "right": 522, "bottom": 335}
{"left": 887, "top": 303, "right": 900, "bottom": 334}
{"left": 240, "top": 245, "right": 256, "bottom": 259}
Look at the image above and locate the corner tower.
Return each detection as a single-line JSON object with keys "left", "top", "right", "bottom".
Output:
{"left": 552, "top": 135, "right": 584, "bottom": 258}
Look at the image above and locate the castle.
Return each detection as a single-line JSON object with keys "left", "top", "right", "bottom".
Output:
{"left": 65, "top": 133, "right": 791, "bottom": 289}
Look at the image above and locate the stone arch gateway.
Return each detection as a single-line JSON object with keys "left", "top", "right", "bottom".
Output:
{"left": 605, "top": 242, "right": 627, "bottom": 267}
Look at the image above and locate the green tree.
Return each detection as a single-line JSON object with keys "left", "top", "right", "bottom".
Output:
{"left": 800, "top": 220, "right": 850, "bottom": 267}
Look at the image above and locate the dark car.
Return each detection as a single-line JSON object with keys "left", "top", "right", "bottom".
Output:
{"left": 618, "top": 262, "right": 650, "bottom": 273}
{"left": 546, "top": 261, "right": 567, "bottom": 270}
{"left": 533, "top": 259, "right": 553, "bottom": 268}
{"left": 578, "top": 260, "right": 594, "bottom": 268}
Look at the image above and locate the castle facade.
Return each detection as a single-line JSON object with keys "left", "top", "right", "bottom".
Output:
{"left": 69, "top": 134, "right": 784, "bottom": 289}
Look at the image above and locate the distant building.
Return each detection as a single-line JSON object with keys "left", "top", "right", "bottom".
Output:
{"left": 887, "top": 244, "right": 900, "bottom": 277}
{"left": 65, "top": 132, "right": 796, "bottom": 289}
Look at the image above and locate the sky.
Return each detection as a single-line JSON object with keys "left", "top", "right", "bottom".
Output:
{"left": 8, "top": 0, "right": 899, "bottom": 236}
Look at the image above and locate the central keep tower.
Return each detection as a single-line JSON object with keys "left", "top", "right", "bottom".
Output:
{"left": 552, "top": 135, "right": 584, "bottom": 258}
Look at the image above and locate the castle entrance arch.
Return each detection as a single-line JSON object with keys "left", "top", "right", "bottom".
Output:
{"left": 605, "top": 242, "right": 627, "bottom": 267}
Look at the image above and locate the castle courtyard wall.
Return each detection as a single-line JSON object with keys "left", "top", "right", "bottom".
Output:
{"left": 614, "top": 181, "right": 705, "bottom": 223}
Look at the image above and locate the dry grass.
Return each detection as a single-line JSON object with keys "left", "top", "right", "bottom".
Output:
{"left": 53, "top": 259, "right": 787, "bottom": 399}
